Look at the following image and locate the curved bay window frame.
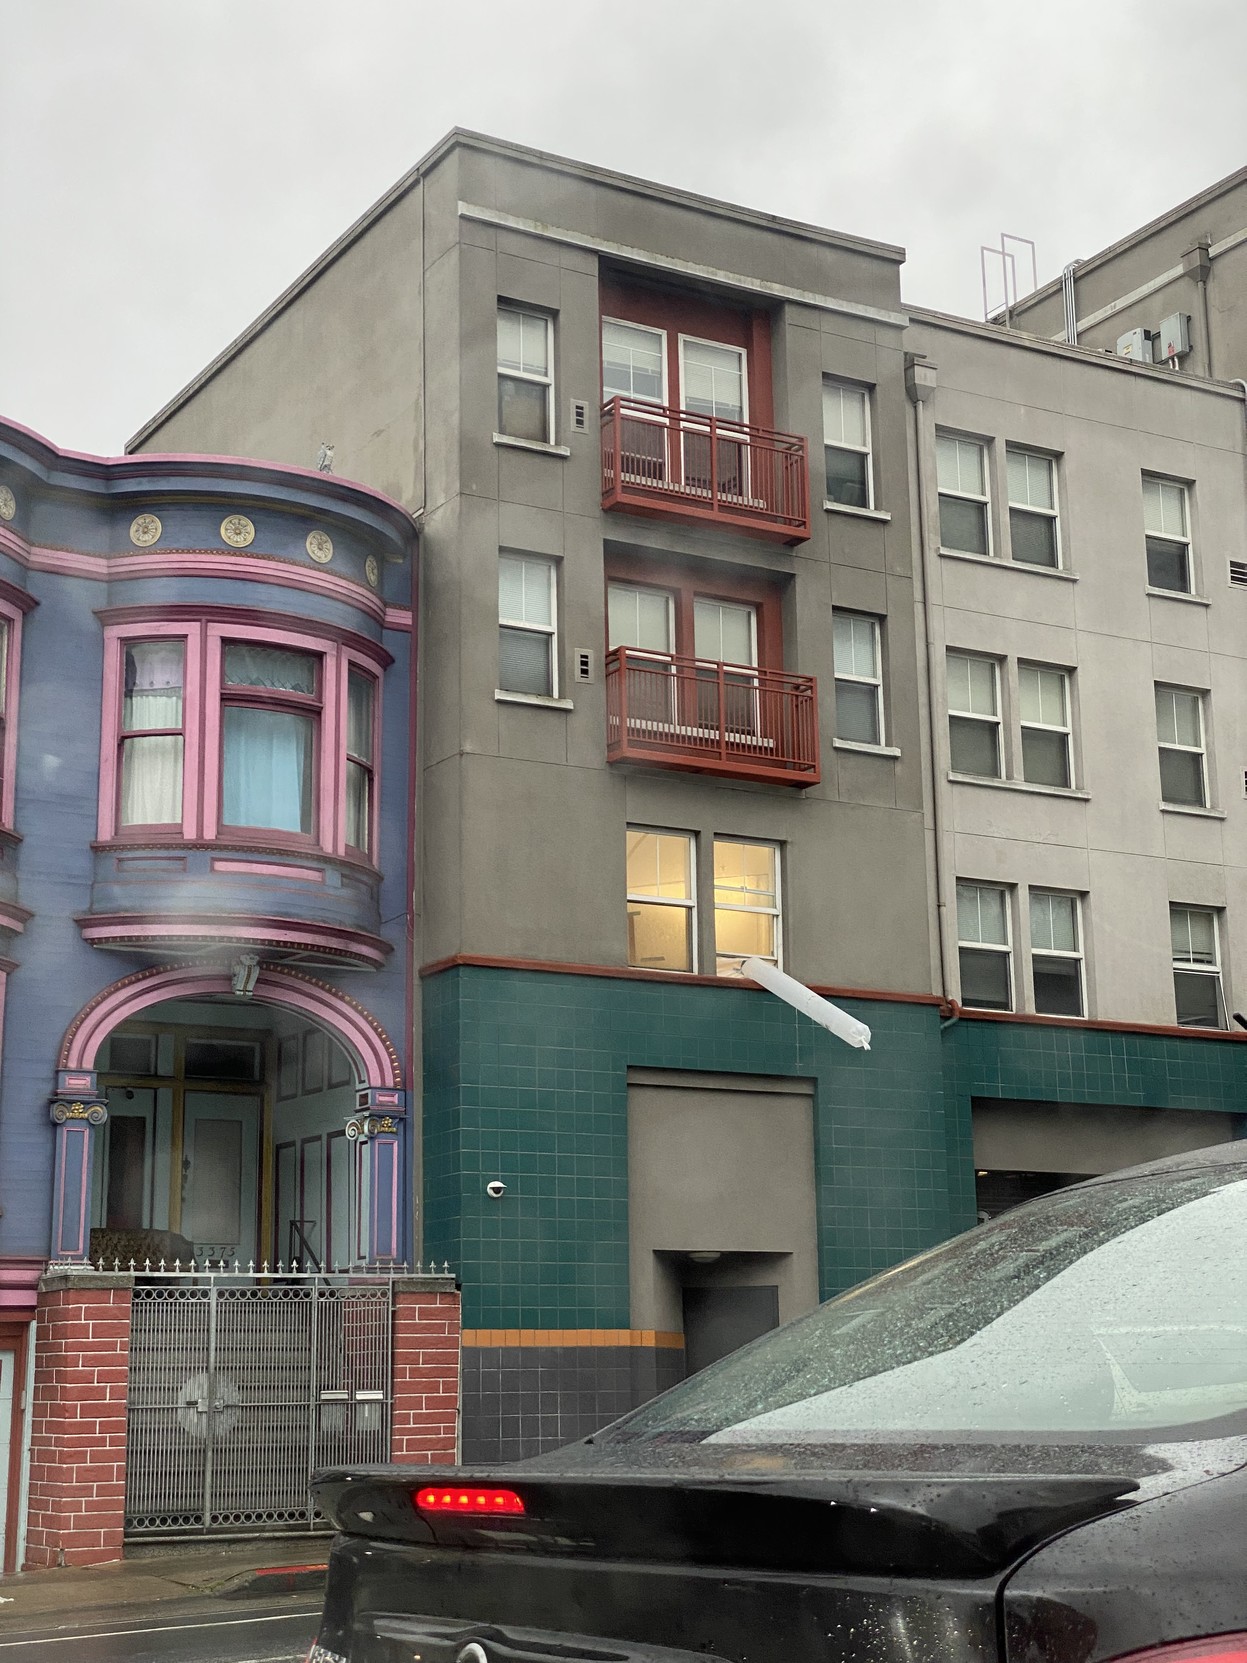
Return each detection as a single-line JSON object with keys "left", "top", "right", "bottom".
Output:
{"left": 98, "top": 614, "right": 385, "bottom": 865}
{"left": 0, "top": 587, "right": 32, "bottom": 835}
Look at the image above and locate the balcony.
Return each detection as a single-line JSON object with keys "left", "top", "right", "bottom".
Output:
{"left": 600, "top": 397, "right": 810, "bottom": 544}
{"left": 605, "top": 647, "right": 820, "bottom": 786}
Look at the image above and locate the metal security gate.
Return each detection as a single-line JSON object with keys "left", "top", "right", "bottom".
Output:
{"left": 125, "top": 1267, "right": 393, "bottom": 1535}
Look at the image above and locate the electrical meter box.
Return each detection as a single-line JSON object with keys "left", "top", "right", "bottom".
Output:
{"left": 1117, "top": 327, "right": 1154, "bottom": 362}
{"left": 1157, "top": 312, "right": 1192, "bottom": 360}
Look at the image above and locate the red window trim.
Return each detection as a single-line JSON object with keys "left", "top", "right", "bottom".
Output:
{"left": 604, "top": 555, "right": 784, "bottom": 669}
{"left": 599, "top": 275, "right": 775, "bottom": 430}
{"left": 99, "top": 617, "right": 382, "bottom": 865}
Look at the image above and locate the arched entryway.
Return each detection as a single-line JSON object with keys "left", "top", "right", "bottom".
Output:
{"left": 51, "top": 966, "right": 407, "bottom": 1267}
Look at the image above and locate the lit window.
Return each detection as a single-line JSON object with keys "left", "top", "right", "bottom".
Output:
{"left": 221, "top": 645, "right": 318, "bottom": 836}
{"left": 947, "top": 653, "right": 1001, "bottom": 778}
{"left": 626, "top": 828, "right": 695, "bottom": 972}
{"left": 1144, "top": 477, "right": 1192, "bottom": 594}
{"left": 823, "top": 382, "right": 872, "bottom": 509}
{"left": 498, "top": 554, "right": 557, "bottom": 697}
{"left": 345, "top": 668, "right": 376, "bottom": 855}
{"left": 957, "top": 881, "right": 1012, "bottom": 1010}
{"left": 714, "top": 840, "right": 780, "bottom": 976}
{"left": 1030, "top": 891, "right": 1083, "bottom": 1016}
{"left": 833, "top": 612, "right": 883, "bottom": 746}
{"left": 602, "top": 319, "right": 666, "bottom": 405}
{"left": 937, "top": 435, "right": 990, "bottom": 556}
{"left": 119, "top": 639, "right": 185, "bottom": 827}
{"left": 1007, "top": 450, "right": 1060, "bottom": 568}
{"left": 1019, "top": 664, "right": 1072, "bottom": 788}
{"left": 1171, "top": 905, "right": 1226, "bottom": 1028}
{"left": 1155, "top": 684, "right": 1207, "bottom": 807}
{"left": 497, "top": 306, "right": 553, "bottom": 443}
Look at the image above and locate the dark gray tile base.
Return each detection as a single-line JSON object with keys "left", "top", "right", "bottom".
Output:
{"left": 461, "top": 1344, "right": 685, "bottom": 1464}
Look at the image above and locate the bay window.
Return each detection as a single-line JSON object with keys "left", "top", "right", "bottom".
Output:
{"left": 101, "top": 617, "right": 384, "bottom": 860}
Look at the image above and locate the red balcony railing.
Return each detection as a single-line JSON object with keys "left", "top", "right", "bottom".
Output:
{"left": 600, "top": 397, "right": 811, "bottom": 543}
{"left": 605, "top": 647, "right": 820, "bottom": 785}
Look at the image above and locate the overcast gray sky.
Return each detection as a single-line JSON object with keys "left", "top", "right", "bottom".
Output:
{"left": 2, "top": 0, "right": 1244, "bottom": 457}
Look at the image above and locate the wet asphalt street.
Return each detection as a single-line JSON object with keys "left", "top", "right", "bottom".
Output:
{"left": 0, "top": 1599, "right": 321, "bottom": 1662}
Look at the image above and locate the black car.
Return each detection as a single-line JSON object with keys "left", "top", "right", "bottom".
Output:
{"left": 309, "top": 1141, "right": 1247, "bottom": 1663}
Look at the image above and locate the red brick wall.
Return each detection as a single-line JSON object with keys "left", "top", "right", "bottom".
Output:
{"left": 24, "top": 1272, "right": 131, "bottom": 1568}
{"left": 390, "top": 1277, "right": 460, "bottom": 1465}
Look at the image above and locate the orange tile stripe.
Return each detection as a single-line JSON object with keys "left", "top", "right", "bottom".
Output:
{"left": 462, "top": 1328, "right": 685, "bottom": 1349}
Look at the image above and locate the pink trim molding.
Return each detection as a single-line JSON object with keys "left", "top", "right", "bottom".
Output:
{"left": 60, "top": 963, "right": 403, "bottom": 1086}
{"left": 77, "top": 913, "right": 390, "bottom": 968}
{"left": 209, "top": 858, "right": 325, "bottom": 882}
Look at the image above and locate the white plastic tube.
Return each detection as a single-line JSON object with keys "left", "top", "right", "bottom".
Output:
{"left": 742, "top": 957, "right": 872, "bottom": 1051}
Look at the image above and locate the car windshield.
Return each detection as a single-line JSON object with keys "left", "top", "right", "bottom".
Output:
{"left": 600, "top": 1164, "right": 1247, "bottom": 1444}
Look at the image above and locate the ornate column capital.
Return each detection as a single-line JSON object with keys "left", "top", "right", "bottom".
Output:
{"left": 50, "top": 1098, "right": 109, "bottom": 1126}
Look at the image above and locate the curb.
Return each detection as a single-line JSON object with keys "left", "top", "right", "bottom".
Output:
{"left": 211, "top": 1561, "right": 329, "bottom": 1599}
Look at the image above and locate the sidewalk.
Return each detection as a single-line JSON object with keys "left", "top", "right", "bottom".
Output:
{"left": 0, "top": 1535, "right": 330, "bottom": 1626}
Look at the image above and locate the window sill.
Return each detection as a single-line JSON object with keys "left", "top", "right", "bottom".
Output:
{"left": 1146, "top": 586, "right": 1211, "bottom": 606}
{"left": 824, "top": 501, "right": 891, "bottom": 522}
{"left": 939, "top": 548, "right": 1078, "bottom": 581}
{"left": 495, "top": 689, "right": 575, "bottom": 710}
{"left": 948, "top": 772, "right": 1090, "bottom": 801}
{"left": 1159, "top": 802, "right": 1227, "bottom": 820}
{"left": 493, "top": 433, "right": 572, "bottom": 458}
{"left": 833, "top": 739, "right": 901, "bottom": 758}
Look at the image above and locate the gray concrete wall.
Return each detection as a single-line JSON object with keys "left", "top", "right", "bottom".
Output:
{"left": 972, "top": 1098, "right": 1237, "bottom": 1174}
{"left": 626, "top": 1071, "right": 818, "bottom": 1330}
{"left": 908, "top": 310, "right": 1247, "bottom": 1025}
{"left": 132, "top": 134, "right": 933, "bottom": 996}
{"left": 1004, "top": 169, "right": 1247, "bottom": 382}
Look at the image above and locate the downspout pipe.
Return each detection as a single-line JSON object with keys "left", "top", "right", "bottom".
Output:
{"left": 1182, "top": 241, "right": 1214, "bottom": 379}
{"left": 1061, "top": 261, "right": 1080, "bottom": 346}
{"left": 905, "top": 353, "right": 956, "bottom": 1005}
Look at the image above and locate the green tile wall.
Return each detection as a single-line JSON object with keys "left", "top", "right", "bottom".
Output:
{"left": 423, "top": 968, "right": 948, "bottom": 1327}
{"left": 422, "top": 970, "right": 1247, "bottom": 1329}
{"left": 942, "top": 1015, "right": 1247, "bottom": 1231}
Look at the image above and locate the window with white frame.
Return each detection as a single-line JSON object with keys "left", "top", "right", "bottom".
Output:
{"left": 626, "top": 828, "right": 695, "bottom": 972}
{"left": 1143, "top": 477, "right": 1192, "bottom": 594}
{"left": 1007, "top": 450, "right": 1060, "bottom": 568}
{"left": 957, "top": 881, "right": 1012, "bottom": 1010}
{"left": 1155, "top": 684, "right": 1207, "bottom": 807}
{"left": 823, "top": 382, "right": 872, "bottom": 509}
{"left": 937, "top": 435, "right": 990, "bottom": 556}
{"left": 1171, "top": 905, "right": 1226, "bottom": 1028}
{"left": 833, "top": 612, "right": 884, "bottom": 746}
{"left": 1019, "top": 664, "right": 1072, "bottom": 789}
{"left": 714, "top": 840, "right": 780, "bottom": 976}
{"left": 601, "top": 319, "right": 666, "bottom": 405}
{"left": 947, "top": 652, "right": 1001, "bottom": 778}
{"left": 1030, "top": 890, "right": 1084, "bottom": 1017}
{"left": 497, "top": 306, "right": 554, "bottom": 443}
{"left": 498, "top": 554, "right": 557, "bottom": 697}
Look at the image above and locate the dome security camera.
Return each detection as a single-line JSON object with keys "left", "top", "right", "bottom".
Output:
{"left": 486, "top": 1179, "right": 507, "bottom": 1199}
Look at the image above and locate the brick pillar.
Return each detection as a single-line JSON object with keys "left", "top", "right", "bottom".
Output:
{"left": 390, "top": 1274, "right": 461, "bottom": 1465}
{"left": 24, "top": 1268, "right": 133, "bottom": 1568}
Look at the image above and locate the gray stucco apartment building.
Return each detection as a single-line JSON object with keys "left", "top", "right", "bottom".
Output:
{"left": 126, "top": 135, "right": 1247, "bottom": 1460}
